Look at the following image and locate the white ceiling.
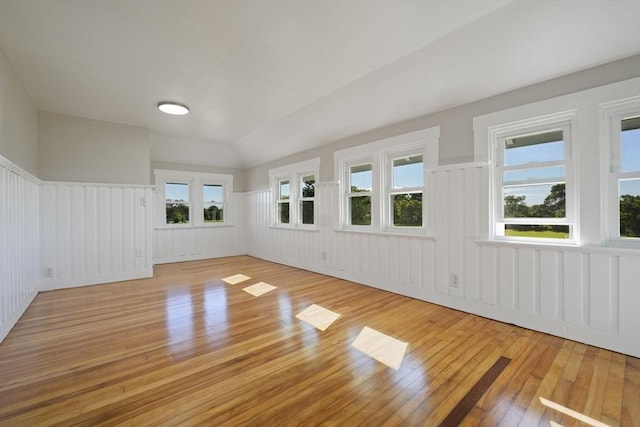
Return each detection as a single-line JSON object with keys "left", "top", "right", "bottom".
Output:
{"left": 1, "top": 0, "right": 639, "bottom": 168}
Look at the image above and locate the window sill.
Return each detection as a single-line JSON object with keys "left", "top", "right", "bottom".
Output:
{"left": 476, "top": 239, "right": 640, "bottom": 255}
{"left": 335, "top": 227, "right": 436, "bottom": 240}
{"left": 155, "top": 224, "right": 235, "bottom": 231}
{"left": 269, "top": 224, "right": 319, "bottom": 232}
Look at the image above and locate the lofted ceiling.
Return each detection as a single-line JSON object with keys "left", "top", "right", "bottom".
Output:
{"left": 1, "top": 0, "right": 639, "bottom": 169}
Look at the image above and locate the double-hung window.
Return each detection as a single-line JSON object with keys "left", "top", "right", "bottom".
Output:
{"left": 335, "top": 127, "right": 439, "bottom": 234}
{"left": 269, "top": 158, "right": 320, "bottom": 229}
{"left": 165, "top": 182, "right": 190, "bottom": 225}
{"left": 346, "top": 162, "right": 373, "bottom": 227}
{"left": 495, "top": 124, "right": 574, "bottom": 241}
{"left": 387, "top": 154, "right": 423, "bottom": 229}
{"left": 155, "top": 169, "right": 233, "bottom": 228}
{"left": 603, "top": 97, "right": 640, "bottom": 246}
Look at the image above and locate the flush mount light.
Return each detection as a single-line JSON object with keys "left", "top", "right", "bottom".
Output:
{"left": 157, "top": 101, "right": 189, "bottom": 116}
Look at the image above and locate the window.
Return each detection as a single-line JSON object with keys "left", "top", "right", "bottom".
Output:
{"left": 388, "top": 154, "right": 423, "bottom": 228}
{"left": 203, "top": 184, "right": 224, "bottom": 223}
{"left": 603, "top": 96, "right": 640, "bottom": 247}
{"left": 495, "top": 125, "right": 573, "bottom": 241}
{"left": 300, "top": 174, "right": 315, "bottom": 225}
{"left": 335, "top": 127, "right": 439, "bottom": 235}
{"left": 269, "top": 158, "right": 320, "bottom": 229}
{"left": 277, "top": 179, "right": 290, "bottom": 224}
{"left": 347, "top": 163, "right": 373, "bottom": 226}
{"left": 165, "top": 182, "right": 190, "bottom": 224}
{"left": 155, "top": 169, "right": 233, "bottom": 228}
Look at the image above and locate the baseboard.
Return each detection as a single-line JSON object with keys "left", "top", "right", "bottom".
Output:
{"left": 40, "top": 269, "right": 154, "bottom": 291}
{"left": 0, "top": 289, "right": 38, "bottom": 343}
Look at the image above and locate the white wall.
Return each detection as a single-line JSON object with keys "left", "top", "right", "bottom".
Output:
{"left": 0, "top": 156, "right": 39, "bottom": 342}
{"left": 40, "top": 182, "right": 153, "bottom": 290}
{"left": 246, "top": 165, "right": 640, "bottom": 357}
{"left": 38, "top": 112, "right": 151, "bottom": 185}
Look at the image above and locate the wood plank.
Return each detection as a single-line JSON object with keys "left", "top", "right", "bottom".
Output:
{"left": 0, "top": 256, "right": 636, "bottom": 426}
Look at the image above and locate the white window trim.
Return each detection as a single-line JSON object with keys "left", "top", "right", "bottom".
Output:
{"left": 334, "top": 127, "right": 439, "bottom": 236}
{"left": 269, "top": 158, "right": 320, "bottom": 230}
{"left": 484, "top": 110, "right": 578, "bottom": 245}
{"left": 600, "top": 95, "right": 640, "bottom": 249}
{"left": 154, "top": 169, "right": 233, "bottom": 229}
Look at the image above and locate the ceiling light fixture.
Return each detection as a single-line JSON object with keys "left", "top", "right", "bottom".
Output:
{"left": 158, "top": 101, "right": 189, "bottom": 116}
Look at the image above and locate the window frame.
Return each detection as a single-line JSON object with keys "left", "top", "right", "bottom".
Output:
{"left": 485, "top": 111, "right": 578, "bottom": 244}
{"left": 154, "top": 169, "right": 233, "bottom": 229}
{"left": 298, "top": 173, "right": 316, "bottom": 226}
{"left": 164, "top": 180, "right": 192, "bottom": 226}
{"left": 335, "top": 127, "right": 439, "bottom": 236}
{"left": 601, "top": 96, "right": 640, "bottom": 248}
{"left": 269, "top": 158, "right": 320, "bottom": 230}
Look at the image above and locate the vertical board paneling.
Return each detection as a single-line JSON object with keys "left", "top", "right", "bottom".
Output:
{"left": 563, "top": 251, "right": 583, "bottom": 324}
{"left": 498, "top": 247, "right": 516, "bottom": 309}
{"left": 518, "top": 248, "right": 536, "bottom": 315}
{"left": 40, "top": 183, "right": 153, "bottom": 291}
{"left": 589, "top": 253, "right": 612, "bottom": 331}
{"left": 0, "top": 159, "right": 39, "bottom": 342}
{"left": 619, "top": 255, "right": 640, "bottom": 339}
{"left": 539, "top": 250, "right": 560, "bottom": 320}
{"left": 480, "top": 245, "right": 498, "bottom": 305}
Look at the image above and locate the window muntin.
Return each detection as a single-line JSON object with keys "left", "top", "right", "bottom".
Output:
{"left": 616, "top": 116, "right": 640, "bottom": 239}
{"left": 277, "top": 179, "right": 290, "bottom": 224}
{"left": 497, "top": 127, "right": 572, "bottom": 240}
{"left": 347, "top": 163, "right": 372, "bottom": 226}
{"left": 165, "top": 182, "right": 190, "bottom": 224}
{"left": 203, "top": 184, "right": 224, "bottom": 223}
{"left": 389, "top": 154, "right": 423, "bottom": 228}
{"left": 300, "top": 174, "right": 315, "bottom": 225}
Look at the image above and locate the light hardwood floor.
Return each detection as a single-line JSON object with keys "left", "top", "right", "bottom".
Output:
{"left": 0, "top": 256, "right": 638, "bottom": 426}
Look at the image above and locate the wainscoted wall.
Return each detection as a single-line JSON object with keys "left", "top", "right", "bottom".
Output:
{"left": 0, "top": 157, "right": 39, "bottom": 342}
{"left": 246, "top": 164, "right": 640, "bottom": 357}
{"left": 152, "top": 193, "right": 246, "bottom": 264}
{"left": 40, "top": 182, "right": 153, "bottom": 291}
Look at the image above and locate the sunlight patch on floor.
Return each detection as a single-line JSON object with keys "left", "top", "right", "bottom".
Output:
{"left": 296, "top": 304, "right": 340, "bottom": 331}
{"left": 222, "top": 274, "right": 251, "bottom": 285}
{"left": 243, "top": 282, "right": 277, "bottom": 297}
{"left": 351, "top": 326, "right": 408, "bottom": 370}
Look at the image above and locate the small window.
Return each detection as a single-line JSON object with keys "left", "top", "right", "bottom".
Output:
{"left": 203, "top": 184, "right": 224, "bottom": 223}
{"left": 496, "top": 127, "right": 573, "bottom": 240}
{"left": 278, "top": 179, "right": 290, "bottom": 224}
{"left": 389, "top": 154, "right": 423, "bottom": 227}
{"left": 165, "top": 182, "right": 190, "bottom": 224}
{"left": 300, "top": 174, "right": 315, "bottom": 225}
{"left": 617, "top": 116, "right": 640, "bottom": 239}
{"left": 348, "top": 164, "right": 372, "bottom": 226}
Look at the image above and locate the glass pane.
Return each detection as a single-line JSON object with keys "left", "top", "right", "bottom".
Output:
{"left": 350, "top": 164, "right": 372, "bottom": 192}
{"left": 504, "top": 183, "right": 565, "bottom": 218}
{"left": 166, "top": 203, "right": 189, "bottom": 224}
{"left": 392, "top": 192, "right": 422, "bottom": 227}
{"left": 349, "top": 195, "right": 371, "bottom": 225}
{"left": 279, "top": 180, "right": 290, "bottom": 200}
{"left": 503, "top": 166, "right": 565, "bottom": 186}
{"left": 301, "top": 175, "right": 315, "bottom": 198}
{"left": 301, "top": 200, "right": 314, "bottom": 224}
{"left": 165, "top": 182, "right": 189, "bottom": 202}
{"left": 204, "top": 203, "right": 223, "bottom": 222}
{"left": 279, "top": 202, "right": 290, "bottom": 224}
{"left": 620, "top": 178, "right": 640, "bottom": 238}
{"left": 504, "top": 224, "right": 570, "bottom": 239}
{"left": 621, "top": 117, "right": 640, "bottom": 172}
{"left": 504, "top": 130, "right": 564, "bottom": 166}
{"left": 203, "top": 184, "right": 223, "bottom": 203}
{"left": 393, "top": 155, "right": 423, "bottom": 188}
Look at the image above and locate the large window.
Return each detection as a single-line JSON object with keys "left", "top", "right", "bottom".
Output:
{"left": 269, "top": 158, "right": 320, "bottom": 229}
{"left": 495, "top": 125, "right": 573, "bottom": 241}
{"left": 604, "top": 97, "right": 640, "bottom": 247}
{"left": 155, "top": 170, "right": 233, "bottom": 228}
{"left": 335, "top": 127, "right": 439, "bottom": 235}
{"left": 165, "top": 182, "right": 190, "bottom": 224}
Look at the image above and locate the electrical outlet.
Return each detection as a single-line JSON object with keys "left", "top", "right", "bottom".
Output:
{"left": 450, "top": 273, "right": 460, "bottom": 288}
{"left": 44, "top": 267, "right": 54, "bottom": 278}
{"left": 321, "top": 251, "right": 327, "bottom": 261}
{"left": 136, "top": 249, "right": 143, "bottom": 257}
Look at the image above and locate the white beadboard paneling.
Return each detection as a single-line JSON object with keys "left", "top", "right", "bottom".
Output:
{"left": 0, "top": 156, "right": 39, "bottom": 342}
{"left": 245, "top": 163, "right": 640, "bottom": 357}
{"left": 40, "top": 182, "right": 153, "bottom": 290}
